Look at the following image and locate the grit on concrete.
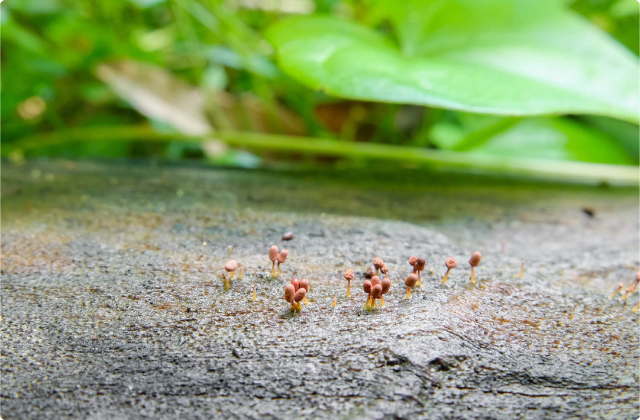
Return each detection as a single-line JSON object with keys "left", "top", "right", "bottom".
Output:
{"left": 1, "top": 161, "right": 638, "bottom": 419}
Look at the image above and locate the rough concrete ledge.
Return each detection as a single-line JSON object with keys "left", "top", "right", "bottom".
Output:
{"left": 1, "top": 161, "right": 638, "bottom": 419}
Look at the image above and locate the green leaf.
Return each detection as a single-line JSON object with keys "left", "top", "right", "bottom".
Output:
{"left": 126, "top": 0, "right": 166, "bottom": 9}
{"left": 579, "top": 116, "right": 640, "bottom": 162}
{"left": 266, "top": 0, "right": 639, "bottom": 122}
{"left": 459, "top": 117, "right": 635, "bottom": 164}
{"left": 609, "top": 0, "right": 639, "bottom": 19}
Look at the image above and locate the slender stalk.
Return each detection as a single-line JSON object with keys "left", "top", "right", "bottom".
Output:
{"left": 610, "top": 284, "right": 623, "bottom": 299}
{"left": 518, "top": 262, "right": 525, "bottom": 279}
{"left": 442, "top": 268, "right": 451, "bottom": 284}
{"left": 365, "top": 294, "right": 373, "bottom": 310}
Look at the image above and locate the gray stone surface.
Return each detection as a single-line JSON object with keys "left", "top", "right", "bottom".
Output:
{"left": 1, "top": 161, "right": 638, "bottom": 419}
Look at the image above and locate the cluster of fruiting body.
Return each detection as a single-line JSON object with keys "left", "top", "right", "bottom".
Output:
{"left": 610, "top": 272, "right": 640, "bottom": 312}
{"left": 217, "top": 245, "right": 640, "bottom": 317}
{"left": 611, "top": 271, "right": 640, "bottom": 300}
{"left": 269, "top": 245, "right": 288, "bottom": 277}
{"left": 236, "top": 247, "right": 519, "bottom": 309}
{"left": 284, "top": 278, "right": 309, "bottom": 311}
{"left": 363, "top": 275, "right": 391, "bottom": 310}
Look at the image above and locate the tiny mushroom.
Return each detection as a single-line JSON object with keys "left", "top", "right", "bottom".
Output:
{"left": 409, "top": 256, "right": 418, "bottom": 274}
{"left": 405, "top": 273, "right": 418, "bottom": 299}
{"left": 469, "top": 252, "right": 482, "bottom": 283}
{"left": 285, "top": 279, "right": 306, "bottom": 311}
{"left": 237, "top": 263, "right": 244, "bottom": 280}
{"left": 371, "top": 275, "right": 381, "bottom": 288}
{"left": 300, "top": 278, "right": 310, "bottom": 305}
{"left": 294, "top": 288, "right": 307, "bottom": 310}
{"left": 610, "top": 283, "right": 624, "bottom": 299}
{"left": 442, "top": 257, "right": 457, "bottom": 285}
{"left": 344, "top": 269, "right": 354, "bottom": 298}
{"left": 381, "top": 263, "right": 389, "bottom": 280}
{"left": 269, "top": 245, "right": 279, "bottom": 276}
{"left": 363, "top": 279, "right": 373, "bottom": 309}
{"left": 373, "top": 257, "right": 384, "bottom": 276}
{"left": 518, "top": 261, "right": 525, "bottom": 279}
{"left": 365, "top": 276, "right": 382, "bottom": 310}
{"left": 225, "top": 260, "right": 238, "bottom": 279}
{"left": 622, "top": 285, "right": 635, "bottom": 301}
{"left": 277, "top": 249, "right": 289, "bottom": 276}
{"left": 332, "top": 297, "right": 337, "bottom": 308}
{"left": 380, "top": 277, "right": 391, "bottom": 307}
{"left": 621, "top": 271, "right": 640, "bottom": 300}
{"left": 365, "top": 266, "right": 376, "bottom": 278}
{"left": 415, "top": 257, "right": 426, "bottom": 287}
{"left": 251, "top": 284, "right": 256, "bottom": 301}
{"left": 370, "top": 284, "right": 383, "bottom": 308}
{"left": 284, "top": 283, "right": 296, "bottom": 310}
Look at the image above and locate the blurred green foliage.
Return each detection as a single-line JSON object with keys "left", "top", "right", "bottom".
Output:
{"left": 268, "top": 1, "right": 639, "bottom": 121}
{"left": 2, "top": 0, "right": 639, "bottom": 172}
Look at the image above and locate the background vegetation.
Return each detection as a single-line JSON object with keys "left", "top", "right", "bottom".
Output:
{"left": 2, "top": 0, "right": 639, "bottom": 182}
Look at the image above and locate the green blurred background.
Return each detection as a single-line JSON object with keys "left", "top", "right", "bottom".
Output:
{"left": 2, "top": 0, "right": 639, "bottom": 182}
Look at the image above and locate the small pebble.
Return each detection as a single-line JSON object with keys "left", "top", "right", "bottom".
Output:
{"left": 282, "top": 232, "right": 294, "bottom": 241}
{"left": 582, "top": 207, "right": 595, "bottom": 218}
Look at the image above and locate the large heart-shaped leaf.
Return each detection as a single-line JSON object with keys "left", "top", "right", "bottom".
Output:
{"left": 266, "top": 0, "right": 639, "bottom": 122}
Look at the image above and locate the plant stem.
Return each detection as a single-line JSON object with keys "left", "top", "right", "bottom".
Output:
{"left": 8, "top": 125, "right": 639, "bottom": 185}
